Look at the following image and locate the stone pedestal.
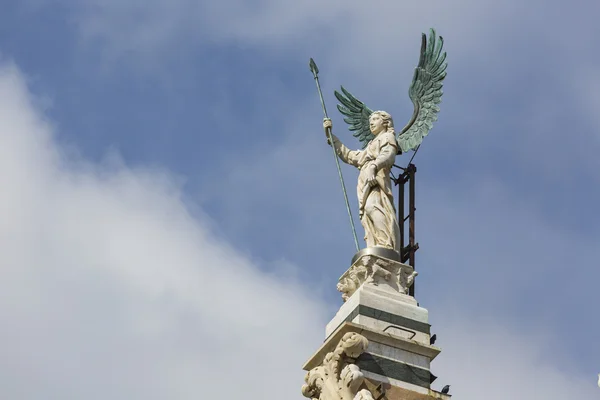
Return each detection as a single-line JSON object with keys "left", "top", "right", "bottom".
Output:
{"left": 302, "top": 248, "right": 450, "bottom": 400}
{"left": 336, "top": 248, "right": 418, "bottom": 302}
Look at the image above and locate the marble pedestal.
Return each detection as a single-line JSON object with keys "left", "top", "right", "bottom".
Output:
{"left": 302, "top": 249, "right": 450, "bottom": 400}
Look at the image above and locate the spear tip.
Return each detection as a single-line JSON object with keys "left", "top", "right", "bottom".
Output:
{"left": 309, "top": 58, "right": 319, "bottom": 76}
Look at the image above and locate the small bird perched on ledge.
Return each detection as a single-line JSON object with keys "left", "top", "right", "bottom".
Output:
{"left": 430, "top": 334, "right": 437, "bottom": 345}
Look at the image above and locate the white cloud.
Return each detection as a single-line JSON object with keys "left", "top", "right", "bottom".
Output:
{"left": 62, "top": 0, "right": 511, "bottom": 51}
{"left": 34, "top": 0, "right": 525, "bottom": 77}
{"left": 0, "top": 51, "right": 596, "bottom": 398}
{"left": 431, "top": 310, "right": 598, "bottom": 399}
{"left": 0, "top": 62, "right": 328, "bottom": 399}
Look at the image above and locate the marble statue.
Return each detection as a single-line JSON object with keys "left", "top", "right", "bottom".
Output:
{"left": 314, "top": 29, "right": 447, "bottom": 253}
{"left": 324, "top": 113, "right": 400, "bottom": 251}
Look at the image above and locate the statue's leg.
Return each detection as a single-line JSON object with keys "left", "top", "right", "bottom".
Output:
{"left": 364, "top": 190, "right": 394, "bottom": 249}
{"left": 359, "top": 213, "right": 375, "bottom": 247}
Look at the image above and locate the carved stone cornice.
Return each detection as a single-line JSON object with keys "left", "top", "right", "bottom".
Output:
{"left": 337, "top": 253, "right": 417, "bottom": 302}
{"left": 301, "top": 332, "right": 375, "bottom": 400}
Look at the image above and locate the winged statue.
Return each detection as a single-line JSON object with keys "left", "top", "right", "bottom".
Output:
{"left": 315, "top": 29, "right": 447, "bottom": 254}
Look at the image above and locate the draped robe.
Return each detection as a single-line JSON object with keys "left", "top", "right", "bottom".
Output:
{"left": 331, "top": 131, "right": 401, "bottom": 252}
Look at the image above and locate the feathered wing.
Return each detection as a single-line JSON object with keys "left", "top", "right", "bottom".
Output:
{"left": 398, "top": 28, "right": 447, "bottom": 152}
{"left": 334, "top": 86, "right": 374, "bottom": 149}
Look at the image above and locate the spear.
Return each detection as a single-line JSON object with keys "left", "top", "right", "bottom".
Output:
{"left": 309, "top": 58, "right": 360, "bottom": 252}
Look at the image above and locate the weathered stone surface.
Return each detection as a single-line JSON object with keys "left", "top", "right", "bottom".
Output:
{"left": 302, "top": 332, "right": 375, "bottom": 400}
{"left": 337, "top": 252, "right": 417, "bottom": 302}
{"left": 328, "top": 279, "right": 430, "bottom": 345}
{"left": 363, "top": 378, "right": 452, "bottom": 400}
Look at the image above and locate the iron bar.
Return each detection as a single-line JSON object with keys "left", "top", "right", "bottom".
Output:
{"left": 398, "top": 170, "right": 405, "bottom": 256}
{"left": 408, "top": 163, "right": 416, "bottom": 296}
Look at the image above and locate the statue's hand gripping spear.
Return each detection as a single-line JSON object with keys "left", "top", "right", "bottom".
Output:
{"left": 309, "top": 58, "right": 360, "bottom": 252}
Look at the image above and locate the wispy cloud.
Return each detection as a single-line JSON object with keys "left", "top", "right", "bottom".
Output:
{"left": 0, "top": 62, "right": 327, "bottom": 399}
{"left": 3, "top": 0, "right": 600, "bottom": 398}
{"left": 432, "top": 310, "right": 598, "bottom": 399}
{"left": 0, "top": 49, "right": 597, "bottom": 399}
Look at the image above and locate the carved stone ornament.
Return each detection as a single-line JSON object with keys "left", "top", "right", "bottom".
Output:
{"left": 337, "top": 253, "right": 417, "bottom": 301}
{"left": 302, "top": 332, "right": 375, "bottom": 400}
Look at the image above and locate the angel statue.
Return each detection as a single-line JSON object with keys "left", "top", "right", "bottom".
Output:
{"left": 316, "top": 29, "right": 447, "bottom": 254}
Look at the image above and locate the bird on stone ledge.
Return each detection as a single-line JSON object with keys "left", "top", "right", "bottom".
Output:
{"left": 441, "top": 385, "right": 450, "bottom": 394}
{"left": 429, "top": 334, "right": 437, "bottom": 345}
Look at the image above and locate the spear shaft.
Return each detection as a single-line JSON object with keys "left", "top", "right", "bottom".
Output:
{"left": 309, "top": 58, "right": 360, "bottom": 252}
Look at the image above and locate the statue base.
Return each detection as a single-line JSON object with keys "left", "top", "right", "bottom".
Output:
{"left": 303, "top": 247, "right": 449, "bottom": 399}
{"left": 338, "top": 247, "right": 418, "bottom": 302}
{"left": 304, "top": 322, "right": 448, "bottom": 400}
{"left": 328, "top": 275, "right": 430, "bottom": 345}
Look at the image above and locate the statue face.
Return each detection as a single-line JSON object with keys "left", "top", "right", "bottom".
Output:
{"left": 369, "top": 114, "right": 386, "bottom": 136}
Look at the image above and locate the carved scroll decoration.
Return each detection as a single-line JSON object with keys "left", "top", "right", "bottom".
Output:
{"left": 337, "top": 255, "right": 417, "bottom": 301}
{"left": 302, "top": 332, "right": 375, "bottom": 400}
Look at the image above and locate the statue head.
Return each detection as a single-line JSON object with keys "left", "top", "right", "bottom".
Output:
{"left": 369, "top": 111, "right": 394, "bottom": 136}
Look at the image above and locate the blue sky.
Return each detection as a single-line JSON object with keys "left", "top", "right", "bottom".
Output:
{"left": 0, "top": 0, "right": 599, "bottom": 398}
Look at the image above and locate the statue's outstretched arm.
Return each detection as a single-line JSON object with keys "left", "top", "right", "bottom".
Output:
{"left": 324, "top": 119, "right": 362, "bottom": 168}
{"left": 332, "top": 134, "right": 363, "bottom": 168}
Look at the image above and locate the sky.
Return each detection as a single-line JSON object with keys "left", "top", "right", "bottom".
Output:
{"left": 0, "top": 0, "right": 599, "bottom": 399}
